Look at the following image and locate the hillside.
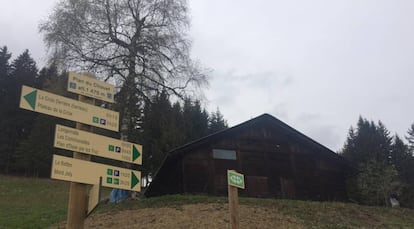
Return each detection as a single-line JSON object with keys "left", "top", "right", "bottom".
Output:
{"left": 1, "top": 176, "right": 414, "bottom": 229}
{"left": 81, "top": 196, "right": 414, "bottom": 229}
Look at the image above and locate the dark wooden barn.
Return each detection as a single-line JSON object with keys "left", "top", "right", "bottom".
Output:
{"left": 145, "top": 114, "right": 350, "bottom": 200}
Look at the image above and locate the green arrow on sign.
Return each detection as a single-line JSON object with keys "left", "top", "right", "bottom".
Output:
{"left": 131, "top": 171, "right": 139, "bottom": 189}
{"left": 24, "top": 90, "right": 37, "bottom": 110}
{"left": 132, "top": 145, "right": 141, "bottom": 161}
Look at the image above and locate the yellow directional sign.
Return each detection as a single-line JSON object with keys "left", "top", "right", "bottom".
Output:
{"left": 51, "top": 154, "right": 141, "bottom": 192}
{"left": 19, "top": 85, "right": 119, "bottom": 132}
{"left": 54, "top": 124, "right": 142, "bottom": 165}
{"left": 68, "top": 72, "right": 115, "bottom": 103}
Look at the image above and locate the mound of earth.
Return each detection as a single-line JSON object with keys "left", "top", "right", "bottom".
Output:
{"left": 84, "top": 203, "right": 304, "bottom": 229}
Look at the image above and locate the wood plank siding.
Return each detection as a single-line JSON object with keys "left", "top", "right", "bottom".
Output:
{"left": 145, "top": 114, "right": 350, "bottom": 201}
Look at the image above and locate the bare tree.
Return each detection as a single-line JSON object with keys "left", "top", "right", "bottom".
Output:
{"left": 40, "top": 0, "right": 207, "bottom": 142}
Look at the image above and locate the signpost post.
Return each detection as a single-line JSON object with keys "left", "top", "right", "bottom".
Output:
{"left": 66, "top": 91, "right": 95, "bottom": 229}
{"left": 227, "top": 170, "right": 245, "bottom": 229}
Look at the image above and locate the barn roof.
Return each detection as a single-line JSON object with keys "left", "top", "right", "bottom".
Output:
{"left": 145, "top": 113, "right": 349, "bottom": 196}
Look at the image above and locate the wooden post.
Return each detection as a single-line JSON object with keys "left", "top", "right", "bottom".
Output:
{"left": 228, "top": 184, "right": 240, "bottom": 229}
{"left": 66, "top": 76, "right": 95, "bottom": 229}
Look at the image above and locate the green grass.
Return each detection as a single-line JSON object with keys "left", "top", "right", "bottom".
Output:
{"left": 239, "top": 198, "right": 414, "bottom": 229}
{"left": 1, "top": 175, "right": 414, "bottom": 229}
{"left": 0, "top": 175, "right": 69, "bottom": 229}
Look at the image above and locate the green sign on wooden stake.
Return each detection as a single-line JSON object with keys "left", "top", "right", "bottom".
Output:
{"left": 227, "top": 170, "right": 245, "bottom": 189}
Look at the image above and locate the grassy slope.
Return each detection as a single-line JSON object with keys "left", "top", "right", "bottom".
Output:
{"left": 1, "top": 175, "right": 414, "bottom": 229}
{"left": 97, "top": 195, "right": 414, "bottom": 229}
{"left": 0, "top": 175, "right": 69, "bottom": 228}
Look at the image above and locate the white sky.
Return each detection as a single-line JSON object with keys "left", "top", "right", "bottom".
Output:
{"left": 1, "top": 0, "right": 414, "bottom": 151}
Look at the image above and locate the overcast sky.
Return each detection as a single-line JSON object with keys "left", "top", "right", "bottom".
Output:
{"left": 2, "top": 0, "right": 414, "bottom": 151}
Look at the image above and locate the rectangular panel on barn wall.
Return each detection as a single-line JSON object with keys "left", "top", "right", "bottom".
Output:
{"left": 182, "top": 158, "right": 209, "bottom": 193}
{"left": 280, "top": 177, "right": 296, "bottom": 199}
{"left": 213, "top": 149, "right": 237, "bottom": 160}
{"left": 246, "top": 176, "right": 270, "bottom": 197}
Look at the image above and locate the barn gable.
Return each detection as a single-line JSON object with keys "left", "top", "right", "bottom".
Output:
{"left": 145, "top": 113, "right": 350, "bottom": 200}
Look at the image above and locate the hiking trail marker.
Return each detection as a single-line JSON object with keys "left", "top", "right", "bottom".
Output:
{"left": 68, "top": 72, "right": 115, "bottom": 103}
{"left": 228, "top": 170, "right": 245, "bottom": 189}
{"left": 227, "top": 170, "right": 245, "bottom": 229}
{"left": 19, "top": 72, "right": 143, "bottom": 229}
{"left": 54, "top": 124, "right": 142, "bottom": 165}
{"left": 19, "top": 85, "right": 119, "bottom": 132}
{"left": 51, "top": 154, "right": 141, "bottom": 192}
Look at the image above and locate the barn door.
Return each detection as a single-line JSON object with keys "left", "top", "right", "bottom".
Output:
{"left": 246, "top": 176, "right": 269, "bottom": 197}
{"left": 280, "top": 177, "right": 296, "bottom": 198}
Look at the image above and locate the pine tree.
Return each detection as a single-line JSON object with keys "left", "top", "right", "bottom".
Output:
{"left": 341, "top": 117, "right": 400, "bottom": 206}
{"left": 0, "top": 50, "right": 38, "bottom": 173}
{"left": 141, "top": 91, "right": 174, "bottom": 179}
{"left": 342, "top": 117, "right": 391, "bottom": 165}
{"left": 406, "top": 124, "right": 414, "bottom": 154}
{"left": 0, "top": 46, "right": 11, "bottom": 82}
{"left": 208, "top": 108, "right": 228, "bottom": 134}
{"left": 398, "top": 127, "right": 414, "bottom": 208}
{"left": 0, "top": 46, "right": 12, "bottom": 172}
{"left": 14, "top": 65, "right": 68, "bottom": 176}
{"left": 391, "top": 135, "right": 411, "bottom": 177}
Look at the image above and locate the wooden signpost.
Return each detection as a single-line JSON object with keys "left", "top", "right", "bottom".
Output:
{"left": 18, "top": 72, "right": 143, "bottom": 229}
{"left": 51, "top": 154, "right": 141, "bottom": 192}
{"left": 19, "top": 85, "right": 119, "bottom": 132}
{"left": 54, "top": 124, "right": 142, "bottom": 165}
{"left": 227, "top": 170, "right": 245, "bottom": 229}
{"left": 67, "top": 72, "right": 115, "bottom": 103}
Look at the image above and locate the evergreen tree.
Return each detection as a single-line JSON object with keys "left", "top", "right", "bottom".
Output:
{"left": 356, "top": 159, "right": 401, "bottom": 206}
{"left": 341, "top": 117, "right": 400, "bottom": 206}
{"left": 208, "top": 108, "right": 228, "bottom": 134}
{"left": 0, "top": 46, "right": 11, "bottom": 82}
{"left": 190, "top": 100, "right": 209, "bottom": 140}
{"left": 0, "top": 46, "right": 12, "bottom": 172}
{"left": 141, "top": 91, "right": 174, "bottom": 180}
{"left": 398, "top": 127, "right": 414, "bottom": 208}
{"left": 0, "top": 50, "right": 38, "bottom": 173}
{"left": 406, "top": 124, "right": 414, "bottom": 154}
{"left": 342, "top": 117, "right": 391, "bottom": 165}
{"left": 391, "top": 135, "right": 411, "bottom": 178}
{"left": 14, "top": 65, "right": 69, "bottom": 176}
{"left": 181, "top": 98, "right": 210, "bottom": 141}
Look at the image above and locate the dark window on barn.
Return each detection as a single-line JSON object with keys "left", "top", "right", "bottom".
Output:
{"left": 213, "top": 149, "right": 236, "bottom": 160}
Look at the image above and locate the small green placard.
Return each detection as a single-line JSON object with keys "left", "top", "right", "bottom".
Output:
{"left": 107, "top": 168, "right": 113, "bottom": 175}
{"left": 227, "top": 170, "right": 245, "bottom": 189}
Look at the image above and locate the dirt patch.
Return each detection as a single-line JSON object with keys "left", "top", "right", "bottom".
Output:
{"left": 84, "top": 203, "right": 305, "bottom": 229}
